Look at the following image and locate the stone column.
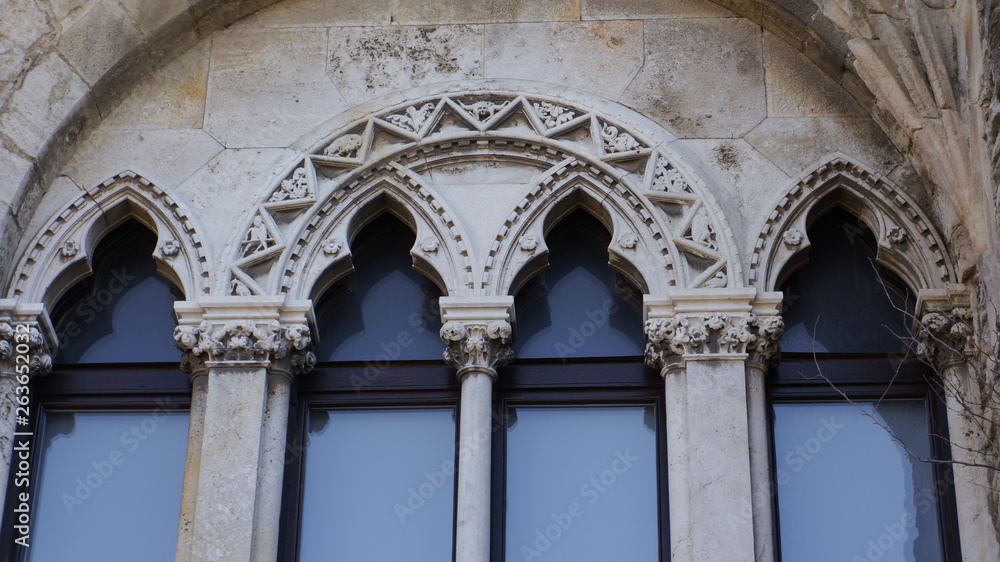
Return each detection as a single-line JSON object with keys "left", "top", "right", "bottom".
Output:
{"left": 0, "top": 301, "right": 55, "bottom": 527}
{"left": 172, "top": 297, "right": 315, "bottom": 562}
{"left": 643, "top": 290, "right": 783, "bottom": 562}
{"left": 914, "top": 289, "right": 999, "bottom": 561}
{"left": 439, "top": 296, "right": 514, "bottom": 562}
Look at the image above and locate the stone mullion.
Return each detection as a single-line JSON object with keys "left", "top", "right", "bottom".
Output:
{"left": 176, "top": 367, "right": 208, "bottom": 562}
{"left": 0, "top": 302, "right": 55, "bottom": 530}
{"left": 439, "top": 297, "right": 514, "bottom": 562}
{"left": 644, "top": 290, "right": 783, "bottom": 562}
{"left": 173, "top": 297, "right": 315, "bottom": 562}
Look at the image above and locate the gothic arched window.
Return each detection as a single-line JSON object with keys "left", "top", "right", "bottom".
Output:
{"left": 3, "top": 219, "right": 190, "bottom": 561}
{"left": 769, "top": 207, "right": 960, "bottom": 561}
{"left": 287, "top": 212, "right": 457, "bottom": 561}
{"left": 495, "top": 209, "right": 666, "bottom": 561}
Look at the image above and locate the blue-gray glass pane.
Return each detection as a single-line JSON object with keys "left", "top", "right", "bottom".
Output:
{"left": 315, "top": 214, "right": 443, "bottom": 361}
{"left": 299, "top": 408, "right": 456, "bottom": 561}
{"left": 773, "top": 401, "right": 942, "bottom": 562}
{"left": 53, "top": 220, "right": 181, "bottom": 364}
{"left": 515, "top": 211, "right": 643, "bottom": 359}
{"left": 505, "top": 406, "right": 659, "bottom": 561}
{"left": 28, "top": 410, "right": 189, "bottom": 562}
{"left": 780, "top": 208, "right": 910, "bottom": 353}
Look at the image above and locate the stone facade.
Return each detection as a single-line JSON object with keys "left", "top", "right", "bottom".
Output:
{"left": 1, "top": 0, "right": 999, "bottom": 560}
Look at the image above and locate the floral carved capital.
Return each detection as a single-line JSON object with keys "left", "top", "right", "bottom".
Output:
{"left": 0, "top": 322, "right": 53, "bottom": 377}
{"left": 916, "top": 308, "right": 974, "bottom": 367}
{"left": 644, "top": 313, "right": 784, "bottom": 371}
{"left": 173, "top": 320, "right": 316, "bottom": 375}
{"left": 440, "top": 320, "right": 514, "bottom": 379}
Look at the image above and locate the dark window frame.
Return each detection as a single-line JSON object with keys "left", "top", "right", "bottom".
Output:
{"left": 767, "top": 353, "right": 963, "bottom": 561}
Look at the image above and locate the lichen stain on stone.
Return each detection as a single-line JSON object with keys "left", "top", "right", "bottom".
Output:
{"left": 713, "top": 142, "right": 741, "bottom": 171}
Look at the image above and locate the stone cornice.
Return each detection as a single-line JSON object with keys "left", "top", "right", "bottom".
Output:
{"left": 643, "top": 290, "right": 784, "bottom": 373}
{"left": 915, "top": 287, "right": 974, "bottom": 369}
{"left": 439, "top": 297, "right": 514, "bottom": 380}
{"left": 0, "top": 300, "right": 56, "bottom": 377}
{"left": 173, "top": 297, "right": 316, "bottom": 377}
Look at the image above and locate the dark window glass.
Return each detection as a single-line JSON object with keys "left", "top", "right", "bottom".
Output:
{"left": 504, "top": 406, "right": 659, "bottom": 561}
{"left": 52, "top": 220, "right": 181, "bottom": 364}
{"left": 779, "top": 208, "right": 910, "bottom": 353}
{"left": 514, "top": 210, "right": 643, "bottom": 359}
{"left": 773, "top": 400, "right": 942, "bottom": 562}
{"left": 27, "top": 410, "right": 189, "bottom": 562}
{"left": 298, "top": 408, "right": 456, "bottom": 560}
{"left": 314, "top": 214, "right": 443, "bottom": 362}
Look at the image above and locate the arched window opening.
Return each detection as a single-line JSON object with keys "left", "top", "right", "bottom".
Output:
{"left": 513, "top": 209, "right": 643, "bottom": 360}
{"left": 4, "top": 218, "right": 190, "bottom": 561}
{"left": 51, "top": 219, "right": 183, "bottom": 364}
{"left": 769, "top": 207, "right": 959, "bottom": 561}
{"left": 313, "top": 213, "right": 444, "bottom": 362}
{"left": 779, "top": 207, "right": 911, "bottom": 354}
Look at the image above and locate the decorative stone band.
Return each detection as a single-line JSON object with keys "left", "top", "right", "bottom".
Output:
{"left": 440, "top": 320, "right": 514, "bottom": 381}
{"left": 0, "top": 302, "right": 57, "bottom": 378}
{"left": 174, "top": 320, "right": 316, "bottom": 375}
{"left": 644, "top": 312, "right": 784, "bottom": 372}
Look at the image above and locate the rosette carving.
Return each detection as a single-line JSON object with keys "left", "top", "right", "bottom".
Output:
{"left": 440, "top": 320, "right": 514, "bottom": 379}
{"left": 644, "top": 313, "right": 784, "bottom": 371}
{"left": 173, "top": 320, "right": 316, "bottom": 375}
{"left": 916, "top": 308, "right": 974, "bottom": 367}
{"left": 0, "top": 322, "right": 53, "bottom": 376}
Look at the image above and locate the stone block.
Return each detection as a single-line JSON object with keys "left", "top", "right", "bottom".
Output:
{"left": 0, "top": 38, "right": 26, "bottom": 106}
{"left": 241, "top": 0, "right": 393, "bottom": 27}
{"left": 118, "top": 0, "right": 190, "bottom": 36}
{"left": 204, "top": 27, "right": 348, "bottom": 148}
{"left": 581, "top": 0, "right": 732, "bottom": 20}
{"left": 0, "top": 0, "right": 53, "bottom": 49}
{"left": 392, "top": 0, "right": 580, "bottom": 24}
{"left": 0, "top": 53, "right": 90, "bottom": 156}
{"left": 744, "top": 117, "right": 902, "bottom": 176}
{"left": 62, "top": 129, "right": 223, "bottom": 191}
{"left": 173, "top": 148, "right": 298, "bottom": 254}
{"left": 764, "top": 32, "right": 865, "bottom": 118}
{"left": 0, "top": 147, "right": 32, "bottom": 211}
{"left": 681, "top": 138, "right": 792, "bottom": 243}
{"left": 621, "top": 18, "right": 766, "bottom": 138}
{"left": 483, "top": 20, "right": 642, "bottom": 100}
{"left": 57, "top": 1, "right": 145, "bottom": 85}
{"left": 327, "top": 25, "right": 483, "bottom": 105}
{"left": 101, "top": 39, "right": 211, "bottom": 130}
{"left": 17, "top": 175, "right": 85, "bottom": 247}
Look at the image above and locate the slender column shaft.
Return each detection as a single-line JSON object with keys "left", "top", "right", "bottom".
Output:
{"left": 176, "top": 373, "right": 209, "bottom": 562}
{"left": 0, "top": 374, "right": 19, "bottom": 523}
{"left": 662, "top": 365, "right": 692, "bottom": 562}
{"left": 745, "top": 363, "right": 775, "bottom": 562}
{"left": 250, "top": 373, "right": 293, "bottom": 562}
{"left": 455, "top": 370, "right": 494, "bottom": 562}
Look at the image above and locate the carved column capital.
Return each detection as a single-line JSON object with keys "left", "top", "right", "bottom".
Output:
{"left": 914, "top": 288, "right": 974, "bottom": 369}
{"left": 0, "top": 301, "right": 57, "bottom": 377}
{"left": 643, "top": 290, "right": 784, "bottom": 374}
{"left": 440, "top": 320, "right": 514, "bottom": 380}
{"left": 438, "top": 296, "right": 515, "bottom": 381}
{"left": 173, "top": 297, "right": 316, "bottom": 377}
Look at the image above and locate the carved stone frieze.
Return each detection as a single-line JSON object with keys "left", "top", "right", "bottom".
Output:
{"left": 268, "top": 167, "right": 313, "bottom": 203}
{"left": 440, "top": 320, "right": 514, "bottom": 379}
{"left": 384, "top": 103, "right": 435, "bottom": 132}
{"left": 173, "top": 320, "right": 315, "bottom": 375}
{"left": 533, "top": 102, "right": 574, "bottom": 129}
{"left": 644, "top": 312, "right": 784, "bottom": 371}
{"left": 652, "top": 156, "right": 693, "bottom": 193}
{"left": 601, "top": 123, "right": 641, "bottom": 154}
{"left": 323, "top": 134, "right": 363, "bottom": 158}
{"left": 459, "top": 100, "right": 509, "bottom": 122}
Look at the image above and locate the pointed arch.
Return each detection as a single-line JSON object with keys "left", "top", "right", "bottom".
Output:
{"left": 749, "top": 154, "right": 956, "bottom": 293}
{"left": 6, "top": 170, "right": 211, "bottom": 308}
